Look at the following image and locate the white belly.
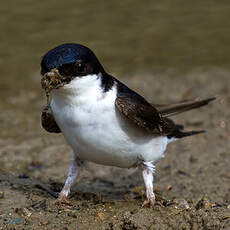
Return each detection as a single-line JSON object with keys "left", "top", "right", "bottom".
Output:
{"left": 50, "top": 75, "right": 168, "bottom": 168}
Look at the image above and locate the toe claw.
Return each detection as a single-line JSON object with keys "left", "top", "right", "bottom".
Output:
{"left": 55, "top": 194, "right": 71, "bottom": 205}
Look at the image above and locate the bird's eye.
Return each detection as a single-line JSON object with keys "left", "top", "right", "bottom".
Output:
{"left": 75, "top": 62, "right": 85, "bottom": 73}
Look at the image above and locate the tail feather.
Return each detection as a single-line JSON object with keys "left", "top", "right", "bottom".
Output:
{"left": 167, "top": 129, "right": 205, "bottom": 139}
{"left": 155, "top": 97, "right": 215, "bottom": 117}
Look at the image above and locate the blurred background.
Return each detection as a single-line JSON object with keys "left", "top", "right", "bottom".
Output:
{"left": 1, "top": 0, "right": 230, "bottom": 188}
{"left": 1, "top": 0, "right": 230, "bottom": 182}
{"left": 0, "top": 1, "right": 230, "bottom": 228}
{"left": 1, "top": 0, "right": 229, "bottom": 137}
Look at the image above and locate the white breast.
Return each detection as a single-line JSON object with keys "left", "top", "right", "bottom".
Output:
{"left": 50, "top": 74, "right": 169, "bottom": 168}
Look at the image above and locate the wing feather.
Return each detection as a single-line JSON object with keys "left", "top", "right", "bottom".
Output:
{"left": 115, "top": 96, "right": 175, "bottom": 135}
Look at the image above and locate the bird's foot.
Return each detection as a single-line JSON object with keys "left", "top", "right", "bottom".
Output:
{"left": 55, "top": 193, "right": 71, "bottom": 205}
{"left": 142, "top": 197, "right": 155, "bottom": 207}
{"left": 142, "top": 185, "right": 156, "bottom": 207}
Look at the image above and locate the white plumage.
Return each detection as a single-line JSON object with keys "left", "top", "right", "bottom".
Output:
{"left": 51, "top": 74, "right": 171, "bottom": 168}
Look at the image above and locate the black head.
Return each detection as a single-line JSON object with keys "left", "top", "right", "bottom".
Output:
{"left": 41, "top": 43, "right": 105, "bottom": 77}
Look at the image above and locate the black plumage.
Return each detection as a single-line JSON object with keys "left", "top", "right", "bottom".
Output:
{"left": 40, "top": 43, "right": 215, "bottom": 139}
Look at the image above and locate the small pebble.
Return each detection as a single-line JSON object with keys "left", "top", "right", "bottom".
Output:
{"left": 98, "top": 212, "right": 104, "bottom": 220}
{"left": 18, "top": 173, "right": 29, "bottom": 179}
{"left": 196, "top": 197, "right": 214, "bottom": 209}
{"left": 28, "top": 160, "right": 43, "bottom": 171}
{"left": 15, "top": 207, "right": 32, "bottom": 217}
{"left": 0, "top": 191, "right": 4, "bottom": 199}
{"left": 173, "top": 198, "right": 190, "bottom": 210}
{"left": 166, "top": 185, "right": 172, "bottom": 191}
{"left": 220, "top": 121, "right": 226, "bottom": 128}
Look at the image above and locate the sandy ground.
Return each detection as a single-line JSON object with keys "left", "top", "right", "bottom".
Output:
{"left": 0, "top": 69, "right": 229, "bottom": 229}
{"left": 1, "top": 1, "right": 230, "bottom": 229}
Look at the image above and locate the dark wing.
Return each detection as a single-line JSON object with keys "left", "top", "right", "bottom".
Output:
{"left": 41, "top": 106, "right": 61, "bottom": 133}
{"left": 153, "top": 97, "right": 215, "bottom": 117}
{"left": 114, "top": 80, "right": 175, "bottom": 136}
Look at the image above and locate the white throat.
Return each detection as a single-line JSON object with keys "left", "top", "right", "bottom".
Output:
{"left": 51, "top": 73, "right": 106, "bottom": 107}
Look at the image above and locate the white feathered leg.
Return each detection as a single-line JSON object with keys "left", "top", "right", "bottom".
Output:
{"left": 141, "top": 162, "right": 155, "bottom": 207}
{"left": 58, "top": 154, "right": 83, "bottom": 203}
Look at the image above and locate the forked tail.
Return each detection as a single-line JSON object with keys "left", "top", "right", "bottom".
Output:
{"left": 167, "top": 128, "right": 205, "bottom": 139}
{"left": 155, "top": 97, "right": 216, "bottom": 117}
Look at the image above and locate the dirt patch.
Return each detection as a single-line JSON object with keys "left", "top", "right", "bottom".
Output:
{"left": 0, "top": 169, "right": 229, "bottom": 230}
{"left": 0, "top": 71, "right": 230, "bottom": 229}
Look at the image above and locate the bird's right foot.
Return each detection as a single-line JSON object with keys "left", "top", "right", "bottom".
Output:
{"left": 55, "top": 193, "right": 71, "bottom": 205}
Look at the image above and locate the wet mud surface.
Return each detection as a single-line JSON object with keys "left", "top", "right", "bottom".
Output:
{"left": 1, "top": 72, "right": 230, "bottom": 229}
{"left": 1, "top": 1, "right": 230, "bottom": 229}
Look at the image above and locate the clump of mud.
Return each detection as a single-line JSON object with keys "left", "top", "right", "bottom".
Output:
{"left": 40, "top": 69, "right": 66, "bottom": 132}
{"left": 41, "top": 68, "right": 72, "bottom": 98}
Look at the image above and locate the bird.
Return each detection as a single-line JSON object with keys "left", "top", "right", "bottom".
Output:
{"left": 40, "top": 43, "right": 215, "bottom": 206}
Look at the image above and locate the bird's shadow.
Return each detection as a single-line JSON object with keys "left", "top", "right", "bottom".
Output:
{"left": 0, "top": 169, "right": 143, "bottom": 203}
{"left": 50, "top": 172, "right": 143, "bottom": 202}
